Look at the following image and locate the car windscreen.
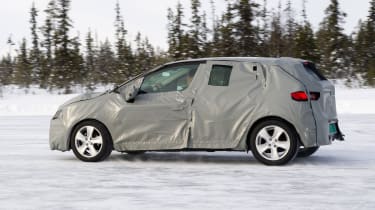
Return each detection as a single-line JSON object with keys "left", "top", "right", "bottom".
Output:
{"left": 303, "top": 61, "right": 327, "bottom": 81}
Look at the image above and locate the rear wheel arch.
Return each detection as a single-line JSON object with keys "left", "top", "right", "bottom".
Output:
{"left": 246, "top": 116, "right": 303, "bottom": 150}
{"left": 68, "top": 119, "right": 113, "bottom": 150}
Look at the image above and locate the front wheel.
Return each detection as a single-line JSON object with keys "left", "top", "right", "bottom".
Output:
{"left": 249, "top": 120, "right": 299, "bottom": 165}
{"left": 71, "top": 121, "right": 113, "bottom": 162}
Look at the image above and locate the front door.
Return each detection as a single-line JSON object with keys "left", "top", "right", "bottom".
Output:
{"left": 117, "top": 62, "right": 201, "bottom": 151}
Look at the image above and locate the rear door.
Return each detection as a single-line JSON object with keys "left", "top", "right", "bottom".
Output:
{"left": 189, "top": 61, "right": 260, "bottom": 149}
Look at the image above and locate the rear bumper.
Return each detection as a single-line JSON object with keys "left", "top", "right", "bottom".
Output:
{"left": 316, "top": 118, "right": 344, "bottom": 146}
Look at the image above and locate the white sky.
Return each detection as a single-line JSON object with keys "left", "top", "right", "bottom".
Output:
{"left": 0, "top": 0, "right": 372, "bottom": 56}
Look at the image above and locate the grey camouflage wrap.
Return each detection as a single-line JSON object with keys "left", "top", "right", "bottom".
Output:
{"left": 49, "top": 57, "right": 339, "bottom": 152}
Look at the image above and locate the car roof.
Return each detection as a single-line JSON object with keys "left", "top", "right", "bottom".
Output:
{"left": 165, "top": 57, "right": 304, "bottom": 66}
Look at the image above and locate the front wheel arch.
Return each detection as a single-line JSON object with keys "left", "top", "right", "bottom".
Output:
{"left": 246, "top": 116, "right": 302, "bottom": 151}
{"left": 68, "top": 119, "right": 113, "bottom": 150}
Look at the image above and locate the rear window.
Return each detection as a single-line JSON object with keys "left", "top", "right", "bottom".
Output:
{"left": 303, "top": 62, "right": 327, "bottom": 81}
{"left": 208, "top": 65, "right": 232, "bottom": 86}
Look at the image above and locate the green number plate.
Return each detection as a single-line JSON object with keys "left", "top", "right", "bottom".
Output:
{"left": 329, "top": 123, "right": 337, "bottom": 134}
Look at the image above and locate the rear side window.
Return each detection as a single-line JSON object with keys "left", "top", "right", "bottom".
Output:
{"left": 208, "top": 65, "right": 232, "bottom": 86}
{"left": 303, "top": 62, "right": 327, "bottom": 81}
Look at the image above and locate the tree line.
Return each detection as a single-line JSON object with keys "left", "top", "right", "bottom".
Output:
{"left": 0, "top": 0, "right": 374, "bottom": 93}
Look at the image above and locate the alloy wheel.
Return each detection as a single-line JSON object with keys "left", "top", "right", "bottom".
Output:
{"left": 255, "top": 125, "right": 291, "bottom": 161}
{"left": 74, "top": 125, "right": 103, "bottom": 158}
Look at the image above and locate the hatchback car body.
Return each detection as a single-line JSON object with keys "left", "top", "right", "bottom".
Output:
{"left": 49, "top": 57, "right": 344, "bottom": 165}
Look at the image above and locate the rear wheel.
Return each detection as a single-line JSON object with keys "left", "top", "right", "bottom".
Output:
{"left": 71, "top": 121, "right": 112, "bottom": 162}
{"left": 297, "top": 146, "right": 319, "bottom": 158}
{"left": 249, "top": 120, "right": 299, "bottom": 165}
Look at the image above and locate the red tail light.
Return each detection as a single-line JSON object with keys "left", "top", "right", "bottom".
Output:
{"left": 291, "top": 91, "right": 320, "bottom": 101}
{"left": 291, "top": 91, "right": 308, "bottom": 101}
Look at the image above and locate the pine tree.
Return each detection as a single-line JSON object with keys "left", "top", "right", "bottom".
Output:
{"left": 167, "top": 8, "right": 177, "bottom": 58}
{"left": 258, "top": 0, "right": 270, "bottom": 56}
{"left": 85, "top": 29, "right": 96, "bottom": 89}
{"left": 233, "top": 0, "right": 259, "bottom": 56}
{"left": 0, "top": 54, "right": 14, "bottom": 86}
{"left": 210, "top": 20, "right": 222, "bottom": 57}
{"left": 368, "top": 59, "right": 375, "bottom": 86}
{"left": 217, "top": 1, "right": 237, "bottom": 56}
{"left": 206, "top": 0, "right": 220, "bottom": 56}
{"left": 48, "top": 0, "right": 85, "bottom": 92}
{"left": 134, "top": 32, "right": 155, "bottom": 75}
{"left": 188, "top": 0, "right": 202, "bottom": 58}
{"left": 40, "top": 0, "right": 56, "bottom": 88}
{"left": 96, "top": 39, "right": 116, "bottom": 84}
{"left": 55, "top": 0, "right": 71, "bottom": 53}
{"left": 14, "top": 39, "right": 32, "bottom": 87}
{"left": 353, "top": 20, "right": 367, "bottom": 75}
{"left": 353, "top": 0, "right": 375, "bottom": 85}
{"left": 294, "top": 23, "right": 320, "bottom": 63}
{"left": 316, "top": 0, "right": 349, "bottom": 78}
{"left": 29, "top": 2, "right": 41, "bottom": 85}
{"left": 282, "top": 0, "right": 297, "bottom": 57}
{"left": 269, "top": 3, "right": 283, "bottom": 57}
{"left": 294, "top": 0, "right": 320, "bottom": 63}
{"left": 3, "top": 36, "right": 16, "bottom": 85}
{"left": 200, "top": 12, "right": 208, "bottom": 56}
{"left": 364, "top": 0, "right": 375, "bottom": 85}
{"left": 70, "top": 35, "right": 85, "bottom": 85}
{"left": 52, "top": 0, "right": 74, "bottom": 92}
{"left": 114, "top": 2, "right": 134, "bottom": 82}
{"left": 167, "top": 2, "right": 188, "bottom": 60}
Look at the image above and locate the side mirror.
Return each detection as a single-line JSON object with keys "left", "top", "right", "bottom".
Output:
{"left": 124, "top": 85, "right": 138, "bottom": 102}
{"left": 124, "top": 77, "right": 143, "bottom": 103}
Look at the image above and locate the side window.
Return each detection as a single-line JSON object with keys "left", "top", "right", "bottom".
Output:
{"left": 139, "top": 63, "right": 199, "bottom": 94}
{"left": 208, "top": 65, "right": 232, "bottom": 86}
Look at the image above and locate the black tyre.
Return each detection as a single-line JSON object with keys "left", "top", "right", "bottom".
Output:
{"left": 71, "top": 121, "right": 113, "bottom": 162}
{"left": 249, "top": 120, "right": 299, "bottom": 165}
{"left": 297, "top": 146, "right": 319, "bottom": 158}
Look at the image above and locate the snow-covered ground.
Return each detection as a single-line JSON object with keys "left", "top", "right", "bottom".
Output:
{"left": 0, "top": 85, "right": 375, "bottom": 209}
{"left": 0, "top": 85, "right": 111, "bottom": 116}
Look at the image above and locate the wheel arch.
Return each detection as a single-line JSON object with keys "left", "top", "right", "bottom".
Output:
{"left": 246, "top": 116, "right": 303, "bottom": 151}
{"left": 67, "top": 118, "right": 113, "bottom": 150}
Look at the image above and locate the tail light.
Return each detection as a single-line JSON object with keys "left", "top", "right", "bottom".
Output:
{"left": 291, "top": 91, "right": 308, "bottom": 101}
{"left": 291, "top": 91, "right": 320, "bottom": 101}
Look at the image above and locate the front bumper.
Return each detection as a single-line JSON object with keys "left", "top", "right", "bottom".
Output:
{"left": 49, "top": 117, "right": 70, "bottom": 151}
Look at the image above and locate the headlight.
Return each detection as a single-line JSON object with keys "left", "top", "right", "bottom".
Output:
{"left": 52, "top": 110, "right": 62, "bottom": 120}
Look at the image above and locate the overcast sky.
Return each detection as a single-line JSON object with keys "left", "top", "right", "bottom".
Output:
{"left": 0, "top": 0, "right": 372, "bottom": 56}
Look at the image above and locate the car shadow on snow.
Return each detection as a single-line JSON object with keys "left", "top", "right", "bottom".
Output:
{"left": 109, "top": 152, "right": 257, "bottom": 165}
{"left": 58, "top": 152, "right": 358, "bottom": 166}
{"left": 109, "top": 152, "right": 363, "bottom": 166}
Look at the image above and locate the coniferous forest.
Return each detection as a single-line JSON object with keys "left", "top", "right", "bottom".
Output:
{"left": 1, "top": 0, "right": 375, "bottom": 93}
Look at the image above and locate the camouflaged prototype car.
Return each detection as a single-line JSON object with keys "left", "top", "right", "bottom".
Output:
{"left": 50, "top": 57, "right": 344, "bottom": 165}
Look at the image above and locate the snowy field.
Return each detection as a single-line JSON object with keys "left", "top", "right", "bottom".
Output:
{"left": 0, "top": 85, "right": 375, "bottom": 209}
